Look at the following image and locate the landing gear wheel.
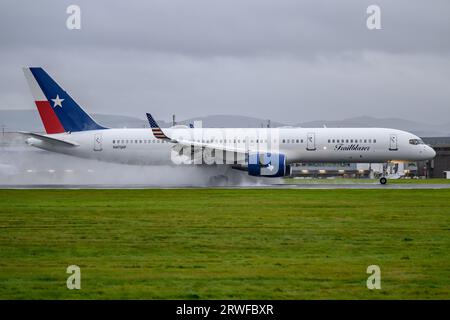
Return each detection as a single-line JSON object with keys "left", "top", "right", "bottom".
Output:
{"left": 208, "top": 175, "right": 229, "bottom": 186}
{"left": 379, "top": 177, "right": 387, "bottom": 185}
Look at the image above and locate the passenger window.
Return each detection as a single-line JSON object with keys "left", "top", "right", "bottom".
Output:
{"left": 296, "top": 139, "right": 299, "bottom": 143}
{"left": 282, "top": 139, "right": 285, "bottom": 143}
{"left": 364, "top": 139, "right": 367, "bottom": 143}
{"left": 346, "top": 139, "right": 349, "bottom": 143}
{"left": 332, "top": 139, "right": 335, "bottom": 143}
{"left": 373, "top": 139, "right": 376, "bottom": 143}
{"left": 368, "top": 139, "right": 372, "bottom": 143}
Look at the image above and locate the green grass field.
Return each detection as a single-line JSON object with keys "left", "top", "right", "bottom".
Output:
{"left": 0, "top": 189, "right": 449, "bottom": 299}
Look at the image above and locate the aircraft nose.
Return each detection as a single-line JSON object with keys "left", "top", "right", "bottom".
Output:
{"left": 428, "top": 146, "right": 436, "bottom": 159}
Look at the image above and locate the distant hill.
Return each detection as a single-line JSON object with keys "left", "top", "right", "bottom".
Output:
{"left": 92, "top": 114, "right": 150, "bottom": 129}
{"left": 0, "top": 110, "right": 165, "bottom": 132}
{"left": 180, "top": 115, "right": 284, "bottom": 128}
{"left": 0, "top": 109, "right": 44, "bottom": 132}
{"left": 297, "top": 116, "right": 450, "bottom": 137}
{"left": 0, "top": 109, "right": 448, "bottom": 137}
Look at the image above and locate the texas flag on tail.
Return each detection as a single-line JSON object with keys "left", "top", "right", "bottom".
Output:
{"left": 23, "top": 67, "right": 106, "bottom": 134}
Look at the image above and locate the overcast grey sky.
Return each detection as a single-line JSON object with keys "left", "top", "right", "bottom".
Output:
{"left": 0, "top": 0, "right": 449, "bottom": 124}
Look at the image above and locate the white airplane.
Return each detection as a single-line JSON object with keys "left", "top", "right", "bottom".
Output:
{"left": 21, "top": 67, "right": 435, "bottom": 184}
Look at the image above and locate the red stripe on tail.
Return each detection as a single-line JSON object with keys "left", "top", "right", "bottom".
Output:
{"left": 35, "top": 101, "right": 65, "bottom": 134}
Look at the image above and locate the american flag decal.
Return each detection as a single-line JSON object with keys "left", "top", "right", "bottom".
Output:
{"left": 146, "top": 113, "right": 171, "bottom": 140}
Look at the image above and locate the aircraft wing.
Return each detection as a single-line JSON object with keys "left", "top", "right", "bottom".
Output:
{"left": 18, "top": 131, "right": 80, "bottom": 147}
{"left": 172, "top": 138, "right": 248, "bottom": 154}
{"left": 145, "top": 113, "right": 267, "bottom": 155}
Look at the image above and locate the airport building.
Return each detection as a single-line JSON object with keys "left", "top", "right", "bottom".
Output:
{"left": 291, "top": 163, "right": 371, "bottom": 178}
{"left": 418, "top": 137, "right": 450, "bottom": 178}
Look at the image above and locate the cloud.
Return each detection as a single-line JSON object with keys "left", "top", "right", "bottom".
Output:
{"left": 0, "top": 0, "right": 449, "bottom": 124}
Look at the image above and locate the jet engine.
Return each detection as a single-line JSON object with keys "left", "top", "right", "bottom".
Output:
{"left": 247, "top": 153, "right": 291, "bottom": 177}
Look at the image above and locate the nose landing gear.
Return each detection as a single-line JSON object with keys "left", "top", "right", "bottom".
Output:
{"left": 379, "top": 177, "right": 387, "bottom": 185}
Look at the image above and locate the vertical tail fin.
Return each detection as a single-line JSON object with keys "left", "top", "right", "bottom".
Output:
{"left": 23, "top": 67, "right": 106, "bottom": 133}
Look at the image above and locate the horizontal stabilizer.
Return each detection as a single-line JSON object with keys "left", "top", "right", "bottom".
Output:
{"left": 18, "top": 131, "right": 79, "bottom": 147}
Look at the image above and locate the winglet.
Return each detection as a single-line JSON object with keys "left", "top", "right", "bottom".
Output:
{"left": 146, "top": 113, "right": 171, "bottom": 141}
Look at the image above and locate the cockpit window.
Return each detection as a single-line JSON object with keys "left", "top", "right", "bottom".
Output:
{"left": 409, "top": 139, "right": 424, "bottom": 145}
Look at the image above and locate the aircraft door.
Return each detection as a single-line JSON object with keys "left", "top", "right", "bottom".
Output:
{"left": 94, "top": 133, "right": 103, "bottom": 151}
{"left": 389, "top": 134, "right": 398, "bottom": 151}
{"left": 306, "top": 132, "right": 316, "bottom": 151}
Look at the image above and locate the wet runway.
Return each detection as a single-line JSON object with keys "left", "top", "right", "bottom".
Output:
{"left": 2, "top": 183, "right": 450, "bottom": 189}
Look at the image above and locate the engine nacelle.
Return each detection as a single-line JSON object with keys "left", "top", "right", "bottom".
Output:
{"left": 248, "top": 153, "right": 290, "bottom": 177}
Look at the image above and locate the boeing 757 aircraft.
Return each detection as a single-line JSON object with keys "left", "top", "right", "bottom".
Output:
{"left": 21, "top": 67, "right": 435, "bottom": 184}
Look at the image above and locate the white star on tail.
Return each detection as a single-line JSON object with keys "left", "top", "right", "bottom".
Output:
{"left": 51, "top": 95, "right": 64, "bottom": 108}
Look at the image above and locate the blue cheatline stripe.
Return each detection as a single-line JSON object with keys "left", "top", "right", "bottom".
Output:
{"left": 29, "top": 67, "right": 106, "bottom": 132}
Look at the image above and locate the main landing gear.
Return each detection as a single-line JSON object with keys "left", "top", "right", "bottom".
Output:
{"left": 379, "top": 177, "right": 387, "bottom": 185}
